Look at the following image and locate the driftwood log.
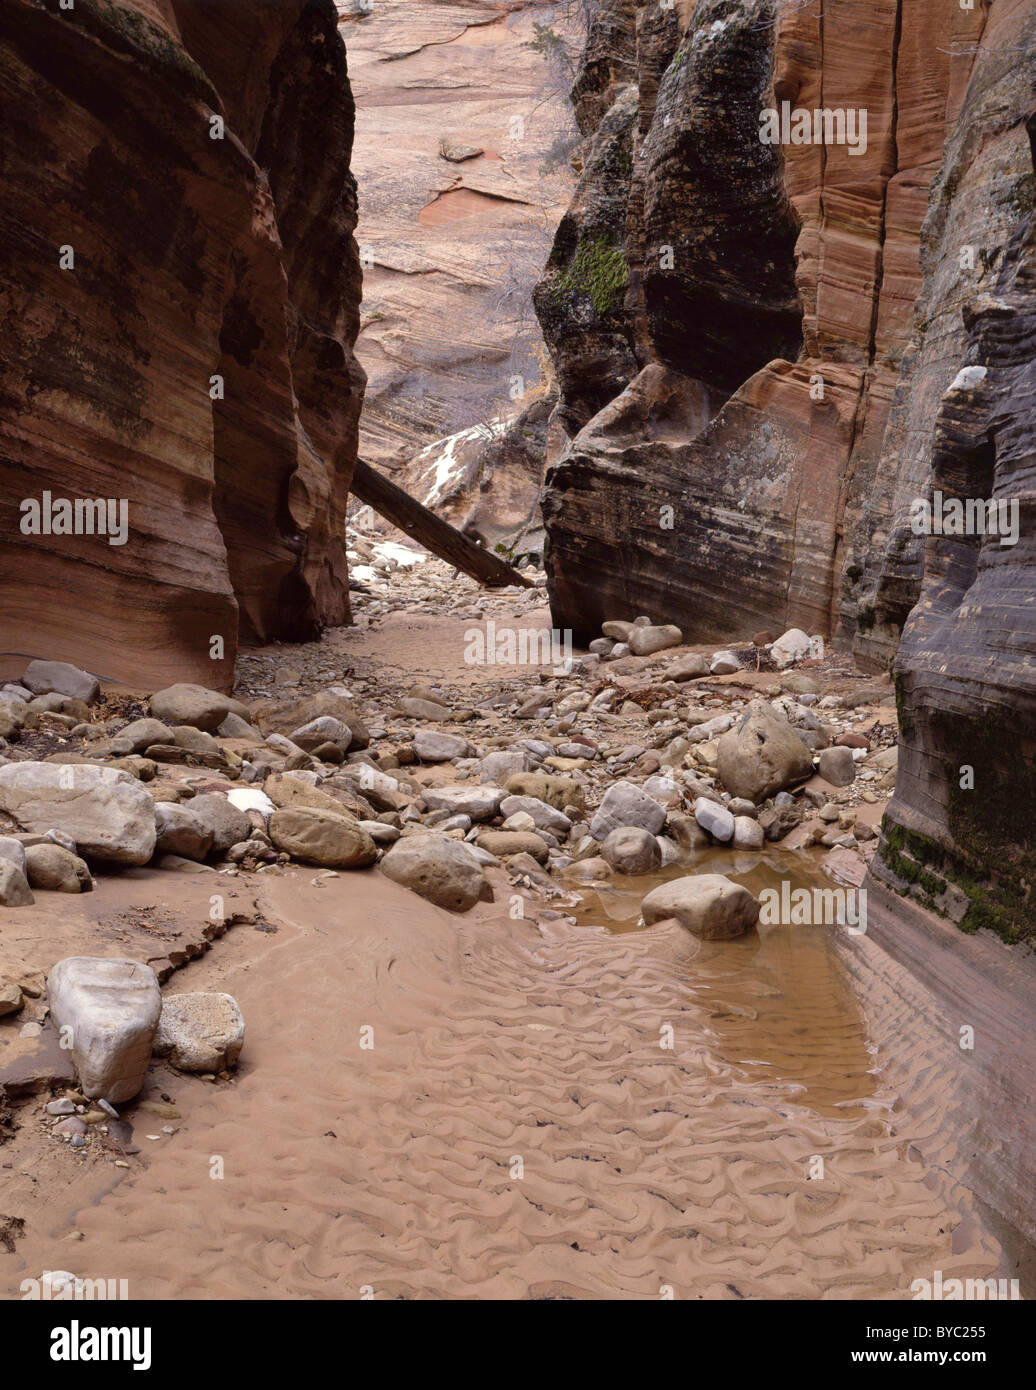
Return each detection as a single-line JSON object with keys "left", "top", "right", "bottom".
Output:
{"left": 350, "top": 458, "right": 533, "bottom": 589}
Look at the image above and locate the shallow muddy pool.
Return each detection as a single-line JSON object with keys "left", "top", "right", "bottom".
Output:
{"left": 568, "top": 852, "right": 877, "bottom": 1121}
{"left": 0, "top": 862, "right": 1013, "bottom": 1300}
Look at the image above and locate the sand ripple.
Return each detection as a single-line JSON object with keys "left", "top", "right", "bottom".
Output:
{"left": 4, "top": 872, "right": 1004, "bottom": 1300}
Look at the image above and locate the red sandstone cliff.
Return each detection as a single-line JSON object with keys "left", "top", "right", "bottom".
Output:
{"left": 536, "top": 0, "right": 1033, "bottom": 653}
{"left": 534, "top": 0, "right": 1036, "bottom": 939}
{"left": 0, "top": 0, "right": 365, "bottom": 691}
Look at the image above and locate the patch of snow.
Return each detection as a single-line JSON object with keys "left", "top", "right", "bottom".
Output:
{"left": 415, "top": 421, "right": 508, "bottom": 508}
{"left": 227, "top": 789, "right": 275, "bottom": 819}
{"left": 373, "top": 540, "right": 426, "bottom": 568}
{"left": 948, "top": 365, "right": 987, "bottom": 392}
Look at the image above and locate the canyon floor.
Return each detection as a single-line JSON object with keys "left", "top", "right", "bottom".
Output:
{"left": 0, "top": 552, "right": 1030, "bottom": 1300}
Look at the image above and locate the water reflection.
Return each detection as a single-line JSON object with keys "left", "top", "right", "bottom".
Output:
{"left": 568, "top": 849, "right": 879, "bottom": 1121}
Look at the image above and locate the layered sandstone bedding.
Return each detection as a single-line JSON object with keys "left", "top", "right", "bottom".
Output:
{"left": 0, "top": 0, "right": 1033, "bottom": 1302}
{"left": 532, "top": 0, "right": 1036, "bottom": 941}
{"left": 0, "top": 568, "right": 1028, "bottom": 1297}
{"left": 0, "top": 0, "right": 365, "bottom": 690}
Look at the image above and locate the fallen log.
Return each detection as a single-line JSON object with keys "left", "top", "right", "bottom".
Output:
{"left": 350, "top": 457, "right": 534, "bottom": 589}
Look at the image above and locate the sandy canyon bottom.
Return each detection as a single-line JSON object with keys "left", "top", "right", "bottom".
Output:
{"left": 0, "top": 860, "right": 1016, "bottom": 1300}
{"left": 0, "top": 585, "right": 1029, "bottom": 1300}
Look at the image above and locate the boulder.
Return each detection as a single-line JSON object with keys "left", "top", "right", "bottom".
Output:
{"left": 732, "top": 815, "right": 765, "bottom": 850}
{"left": 867, "top": 745, "right": 899, "bottom": 772}
{"left": 379, "top": 834, "right": 486, "bottom": 911}
{"left": 252, "top": 687, "right": 367, "bottom": 749}
{"left": 47, "top": 957, "right": 161, "bottom": 1102}
{"left": 601, "top": 826, "right": 662, "bottom": 875}
{"left": 412, "top": 730, "right": 472, "bottom": 761}
{"left": 398, "top": 696, "right": 452, "bottom": 721}
{"left": 183, "top": 793, "right": 251, "bottom": 854}
{"left": 110, "top": 718, "right": 172, "bottom": 754}
{"left": 0, "top": 835, "right": 27, "bottom": 876}
{"left": 479, "top": 750, "right": 535, "bottom": 784}
{"left": 27, "top": 692, "right": 91, "bottom": 720}
{"left": 263, "top": 772, "right": 360, "bottom": 820}
{"left": 693, "top": 797, "right": 735, "bottom": 842}
{"left": 590, "top": 780, "right": 666, "bottom": 839}
{"left": 170, "top": 726, "right": 222, "bottom": 757}
{"left": 716, "top": 701, "right": 814, "bottom": 802}
{"left": 154, "top": 804, "right": 215, "bottom": 861}
{"left": 0, "top": 983, "right": 23, "bottom": 1016}
{"left": 289, "top": 716, "right": 353, "bottom": 752}
{"left": 360, "top": 821, "right": 400, "bottom": 846}
{"left": 153, "top": 992, "right": 245, "bottom": 1073}
{"left": 688, "top": 713, "right": 735, "bottom": 742}
{"left": 149, "top": 684, "right": 232, "bottom": 733}
{"left": 24, "top": 843, "right": 92, "bottom": 892}
{"left": 627, "top": 624, "right": 682, "bottom": 656}
{"left": 0, "top": 859, "right": 34, "bottom": 905}
{"left": 499, "top": 794, "right": 571, "bottom": 833}
{"left": 780, "top": 673, "right": 820, "bottom": 696}
{"left": 217, "top": 712, "right": 258, "bottom": 738}
{"left": 0, "top": 698, "right": 27, "bottom": 739}
{"left": 666, "top": 810, "right": 711, "bottom": 852}
{"left": 474, "top": 830, "right": 549, "bottom": 863}
{"left": 564, "top": 855, "right": 613, "bottom": 881}
{"left": 709, "top": 650, "right": 741, "bottom": 675}
{"left": 515, "top": 690, "right": 555, "bottom": 719}
{"left": 422, "top": 786, "right": 505, "bottom": 821}
{"left": 504, "top": 772, "right": 585, "bottom": 812}
{"left": 770, "top": 628, "right": 812, "bottom": 668}
{"left": 667, "top": 653, "right": 709, "bottom": 680}
{"left": 0, "top": 762, "right": 156, "bottom": 864}
{"left": 601, "top": 620, "right": 634, "bottom": 641}
{"left": 268, "top": 806, "right": 377, "bottom": 868}
{"left": 641, "top": 874, "right": 760, "bottom": 940}
{"left": 818, "top": 746, "right": 857, "bottom": 787}
{"left": 22, "top": 660, "right": 100, "bottom": 703}
{"left": 329, "top": 767, "right": 405, "bottom": 815}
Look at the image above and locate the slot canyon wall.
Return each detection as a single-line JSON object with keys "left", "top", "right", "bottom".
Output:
{"left": 535, "top": 0, "right": 1035, "bottom": 938}
{"left": 340, "top": 0, "right": 576, "bottom": 470}
{"left": 338, "top": 0, "right": 577, "bottom": 550}
{"left": 0, "top": 0, "right": 365, "bottom": 691}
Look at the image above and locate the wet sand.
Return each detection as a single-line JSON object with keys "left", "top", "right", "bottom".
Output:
{"left": 1, "top": 589, "right": 1027, "bottom": 1300}
{"left": 0, "top": 861, "right": 1010, "bottom": 1300}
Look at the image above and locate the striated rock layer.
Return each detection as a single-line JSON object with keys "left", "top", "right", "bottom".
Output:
{"left": 868, "top": 112, "right": 1036, "bottom": 944}
{"left": 535, "top": 0, "right": 1033, "bottom": 648}
{"left": 536, "top": 0, "right": 1036, "bottom": 937}
{"left": 342, "top": 0, "right": 576, "bottom": 471}
{"left": 0, "top": 0, "right": 365, "bottom": 690}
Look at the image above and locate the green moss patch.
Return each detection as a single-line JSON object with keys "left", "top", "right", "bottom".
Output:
{"left": 550, "top": 235, "right": 628, "bottom": 318}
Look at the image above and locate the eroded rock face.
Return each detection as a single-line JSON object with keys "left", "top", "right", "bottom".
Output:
{"left": 342, "top": 1, "right": 575, "bottom": 470}
{"left": 377, "top": 399, "right": 555, "bottom": 558}
{"left": 867, "top": 114, "right": 1036, "bottom": 944}
{"left": 0, "top": 0, "right": 365, "bottom": 690}
{"left": 534, "top": 0, "right": 1035, "bottom": 648}
{"left": 533, "top": 0, "right": 1036, "bottom": 942}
